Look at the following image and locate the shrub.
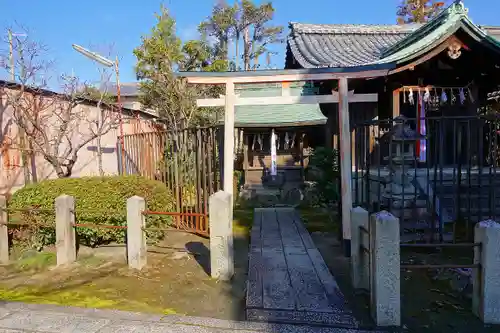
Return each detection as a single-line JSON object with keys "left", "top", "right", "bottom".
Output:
{"left": 234, "top": 170, "right": 243, "bottom": 202}
{"left": 9, "top": 175, "right": 175, "bottom": 247}
{"left": 307, "top": 146, "right": 340, "bottom": 208}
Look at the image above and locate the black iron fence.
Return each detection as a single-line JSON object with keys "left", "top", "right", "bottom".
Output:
{"left": 352, "top": 115, "right": 500, "bottom": 242}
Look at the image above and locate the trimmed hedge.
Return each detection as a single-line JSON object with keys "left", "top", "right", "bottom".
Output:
{"left": 9, "top": 175, "right": 175, "bottom": 247}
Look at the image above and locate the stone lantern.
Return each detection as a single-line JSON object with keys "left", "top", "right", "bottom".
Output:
{"left": 382, "top": 116, "right": 426, "bottom": 211}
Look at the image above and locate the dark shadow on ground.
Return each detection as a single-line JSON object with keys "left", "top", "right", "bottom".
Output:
{"left": 173, "top": 209, "right": 252, "bottom": 322}
{"left": 184, "top": 234, "right": 250, "bottom": 321}
{"left": 227, "top": 233, "right": 249, "bottom": 321}
{"left": 185, "top": 241, "right": 210, "bottom": 275}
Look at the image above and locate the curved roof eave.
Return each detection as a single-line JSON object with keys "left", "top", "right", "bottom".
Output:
{"left": 373, "top": 20, "right": 462, "bottom": 65}
{"left": 372, "top": 16, "right": 500, "bottom": 66}
{"left": 381, "top": 1, "right": 467, "bottom": 57}
{"left": 287, "top": 35, "right": 318, "bottom": 69}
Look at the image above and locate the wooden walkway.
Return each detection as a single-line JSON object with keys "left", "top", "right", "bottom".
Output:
{"left": 246, "top": 208, "right": 358, "bottom": 327}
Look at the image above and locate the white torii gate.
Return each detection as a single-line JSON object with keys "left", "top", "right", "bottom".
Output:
{"left": 177, "top": 65, "right": 393, "bottom": 255}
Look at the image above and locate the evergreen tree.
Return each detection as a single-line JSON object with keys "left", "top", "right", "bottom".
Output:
{"left": 199, "top": 0, "right": 283, "bottom": 71}
{"left": 134, "top": 6, "right": 227, "bottom": 128}
{"left": 134, "top": 6, "right": 198, "bottom": 129}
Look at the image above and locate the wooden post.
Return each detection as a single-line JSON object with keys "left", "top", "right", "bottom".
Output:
{"left": 351, "top": 130, "right": 356, "bottom": 168}
{"left": 299, "top": 132, "right": 305, "bottom": 181}
{"left": 243, "top": 132, "right": 249, "bottom": 185}
{"left": 0, "top": 196, "right": 9, "bottom": 264}
{"left": 55, "top": 195, "right": 76, "bottom": 266}
{"left": 392, "top": 89, "right": 400, "bottom": 118}
{"left": 337, "top": 77, "right": 353, "bottom": 257}
{"left": 224, "top": 81, "right": 235, "bottom": 208}
{"left": 281, "top": 82, "right": 290, "bottom": 96}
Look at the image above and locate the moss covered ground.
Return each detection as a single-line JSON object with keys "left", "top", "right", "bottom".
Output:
{"left": 0, "top": 211, "right": 253, "bottom": 319}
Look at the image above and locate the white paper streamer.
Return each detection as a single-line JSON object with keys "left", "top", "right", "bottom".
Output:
{"left": 270, "top": 129, "right": 277, "bottom": 176}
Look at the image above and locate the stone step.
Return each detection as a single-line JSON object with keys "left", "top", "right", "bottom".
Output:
{"left": 388, "top": 208, "right": 430, "bottom": 220}
{"left": 401, "top": 220, "right": 444, "bottom": 230}
{"left": 439, "top": 194, "right": 500, "bottom": 201}
{"left": 437, "top": 184, "right": 500, "bottom": 192}
{"left": 447, "top": 204, "right": 500, "bottom": 213}
{"left": 401, "top": 231, "right": 454, "bottom": 243}
{"left": 246, "top": 308, "right": 358, "bottom": 328}
{"left": 435, "top": 181, "right": 500, "bottom": 189}
{"left": 382, "top": 198, "right": 428, "bottom": 206}
{"left": 247, "top": 208, "right": 359, "bottom": 327}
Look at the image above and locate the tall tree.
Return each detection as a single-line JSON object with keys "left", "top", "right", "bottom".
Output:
{"left": 180, "top": 39, "right": 228, "bottom": 72}
{"left": 198, "top": 1, "right": 237, "bottom": 64}
{"left": 397, "top": 0, "right": 446, "bottom": 24}
{"left": 240, "top": 0, "right": 283, "bottom": 70}
{"left": 199, "top": 0, "right": 283, "bottom": 71}
{"left": 134, "top": 6, "right": 220, "bottom": 129}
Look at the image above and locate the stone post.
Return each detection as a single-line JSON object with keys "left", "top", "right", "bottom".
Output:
{"left": 351, "top": 206, "right": 369, "bottom": 290}
{"left": 370, "top": 211, "right": 401, "bottom": 327}
{"left": 55, "top": 195, "right": 76, "bottom": 266}
{"left": 127, "top": 196, "right": 147, "bottom": 270}
{"left": 0, "top": 196, "right": 9, "bottom": 264}
{"left": 473, "top": 220, "right": 500, "bottom": 324}
{"left": 209, "top": 190, "right": 233, "bottom": 281}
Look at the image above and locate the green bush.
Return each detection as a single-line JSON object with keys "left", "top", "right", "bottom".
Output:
{"left": 307, "top": 146, "right": 340, "bottom": 208}
{"left": 9, "top": 176, "right": 175, "bottom": 247}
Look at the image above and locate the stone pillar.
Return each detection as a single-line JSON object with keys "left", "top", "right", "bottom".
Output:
{"left": 0, "top": 196, "right": 9, "bottom": 264}
{"left": 209, "top": 190, "right": 233, "bottom": 281}
{"left": 351, "top": 206, "right": 369, "bottom": 290}
{"left": 370, "top": 211, "right": 401, "bottom": 327}
{"left": 473, "top": 220, "right": 500, "bottom": 324}
{"left": 55, "top": 195, "right": 76, "bottom": 266}
{"left": 127, "top": 196, "right": 147, "bottom": 270}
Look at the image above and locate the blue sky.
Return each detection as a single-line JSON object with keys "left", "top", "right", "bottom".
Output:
{"left": 2, "top": 0, "right": 499, "bottom": 88}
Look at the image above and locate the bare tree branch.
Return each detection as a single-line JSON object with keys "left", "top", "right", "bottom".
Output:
{"left": 1, "top": 30, "right": 121, "bottom": 178}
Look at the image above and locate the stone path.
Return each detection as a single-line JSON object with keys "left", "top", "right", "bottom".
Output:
{"left": 246, "top": 208, "right": 358, "bottom": 328}
{"left": 0, "top": 302, "right": 381, "bottom": 333}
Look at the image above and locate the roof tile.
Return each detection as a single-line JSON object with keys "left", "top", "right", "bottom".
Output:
{"left": 290, "top": 22, "right": 420, "bottom": 35}
{"left": 287, "top": 2, "right": 500, "bottom": 69}
{"left": 233, "top": 85, "right": 326, "bottom": 127}
{"left": 287, "top": 24, "right": 411, "bottom": 68}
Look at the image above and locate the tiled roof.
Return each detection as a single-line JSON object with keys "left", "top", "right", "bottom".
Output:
{"left": 487, "top": 90, "right": 500, "bottom": 101}
{"left": 230, "top": 84, "right": 326, "bottom": 127}
{"left": 104, "top": 82, "right": 139, "bottom": 97}
{"left": 234, "top": 104, "right": 326, "bottom": 127}
{"left": 287, "top": 23, "right": 417, "bottom": 68}
{"left": 287, "top": 2, "right": 500, "bottom": 69}
{"left": 290, "top": 23, "right": 420, "bottom": 35}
